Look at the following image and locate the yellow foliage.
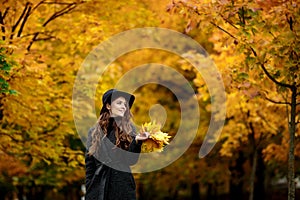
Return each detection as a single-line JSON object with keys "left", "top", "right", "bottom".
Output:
{"left": 140, "top": 121, "right": 171, "bottom": 153}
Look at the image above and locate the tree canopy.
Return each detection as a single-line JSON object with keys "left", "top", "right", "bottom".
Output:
{"left": 0, "top": 0, "right": 299, "bottom": 199}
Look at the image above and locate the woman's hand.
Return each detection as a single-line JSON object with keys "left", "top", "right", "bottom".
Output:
{"left": 135, "top": 132, "right": 150, "bottom": 141}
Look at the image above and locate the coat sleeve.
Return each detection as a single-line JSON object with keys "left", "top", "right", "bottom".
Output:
{"left": 85, "top": 128, "right": 96, "bottom": 191}
{"left": 85, "top": 150, "right": 97, "bottom": 191}
{"left": 85, "top": 128, "right": 112, "bottom": 200}
{"left": 128, "top": 137, "right": 143, "bottom": 153}
{"left": 125, "top": 125, "right": 143, "bottom": 165}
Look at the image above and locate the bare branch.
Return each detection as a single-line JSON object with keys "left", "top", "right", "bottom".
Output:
{"left": 265, "top": 96, "right": 291, "bottom": 105}
{"left": 43, "top": 3, "right": 76, "bottom": 26}
{"left": 27, "top": 33, "right": 38, "bottom": 51}
{"left": 260, "top": 62, "right": 294, "bottom": 89}
{"left": 190, "top": 4, "right": 238, "bottom": 40}
{"left": 220, "top": 13, "right": 239, "bottom": 30}
{"left": 2, "top": 7, "right": 9, "bottom": 19}
{"left": 268, "top": 31, "right": 277, "bottom": 39}
{"left": 17, "top": 4, "right": 32, "bottom": 37}
{"left": 0, "top": 10, "right": 7, "bottom": 40}
{"left": 173, "top": 1, "right": 236, "bottom": 37}
{"left": 10, "top": 3, "right": 30, "bottom": 40}
{"left": 286, "top": 14, "right": 294, "bottom": 31}
{"left": 249, "top": 47, "right": 294, "bottom": 89}
{"left": 29, "top": 0, "right": 46, "bottom": 14}
{"left": 27, "top": 2, "right": 77, "bottom": 50}
{"left": 0, "top": 7, "right": 10, "bottom": 40}
{"left": 210, "top": 21, "right": 237, "bottom": 39}
{"left": 21, "top": 31, "right": 55, "bottom": 38}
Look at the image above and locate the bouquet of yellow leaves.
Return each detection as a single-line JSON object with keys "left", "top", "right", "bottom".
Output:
{"left": 140, "top": 121, "right": 171, "bottom": 153}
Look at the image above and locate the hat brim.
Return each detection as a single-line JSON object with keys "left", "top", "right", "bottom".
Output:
{"left": 109, "top": 91, "right": 135, "bottom": 108}
{"left": 100, "top": 90, "right": 135, "bottom": 115}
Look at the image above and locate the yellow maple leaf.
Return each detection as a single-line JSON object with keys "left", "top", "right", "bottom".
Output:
{"left": 140, "top": 121, "right": 171, "bottom": 153}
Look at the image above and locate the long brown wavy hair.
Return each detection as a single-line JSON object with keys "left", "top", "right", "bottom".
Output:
{"left": 88, "top": 102, "right": 134, "bottom": 156}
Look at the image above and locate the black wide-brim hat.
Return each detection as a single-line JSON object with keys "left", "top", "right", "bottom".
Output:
{"left": 100, "top": 89, "right": 135, "bottom": 114}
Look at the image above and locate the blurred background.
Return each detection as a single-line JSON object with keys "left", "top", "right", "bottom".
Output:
{"left": 0, "top": 0, "right": 299, "bottom": 199}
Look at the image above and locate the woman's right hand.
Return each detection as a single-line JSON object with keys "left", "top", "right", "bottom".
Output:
{"left": 135, "top": 132, "right": 150, "bottom": 141}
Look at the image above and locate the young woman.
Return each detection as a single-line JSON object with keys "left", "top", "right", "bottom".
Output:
{"left": 85, "top": 89, "right": 149, "bottom": 200}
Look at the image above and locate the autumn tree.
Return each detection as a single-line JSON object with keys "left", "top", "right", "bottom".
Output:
{"left": 0, "top": 0, "right": 87, "bottom": 198}
{"left": 5, "top": 0, "right": 300, "bottom": 199}
{"left": 0, "top": 0, "right": 164, "bottom": 198}
{"left": 169, "top": 0, "right": 300, "bottom": 199}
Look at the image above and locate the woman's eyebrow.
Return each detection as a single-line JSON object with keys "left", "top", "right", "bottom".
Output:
{"left": 117, "top": 99, "right": 127, "bottom": 103}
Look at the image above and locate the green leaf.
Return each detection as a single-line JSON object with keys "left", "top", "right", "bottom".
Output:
{"left": 9, "top": 90, "right": 17, "bottom": 95}
{"left": 1, "top": 62, "right": 11, "bottom": 71}
{"left": 0, "top": 81, "right": 9, "bottom": 89}
{"left": 237, "top": 72, "right": 249, "bottom": 80}
{"left": 0, "top": 77, "right": 6, "bottom": 83}
{"left": 251, "top": 28, "right": 258, "bottom": 35}
{"left": 274, "top": 70, "right": 281, "bottom": 79}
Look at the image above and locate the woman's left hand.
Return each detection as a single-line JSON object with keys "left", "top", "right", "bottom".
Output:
{"left": 136, "top": 132, "right": 150, "bottom": 141}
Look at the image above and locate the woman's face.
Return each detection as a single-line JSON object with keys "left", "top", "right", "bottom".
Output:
{"left": 107, "top": 96, "right": 127, "bottom": 117}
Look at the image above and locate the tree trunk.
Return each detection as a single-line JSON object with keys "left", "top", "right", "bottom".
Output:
{"left": 229, "top": 151, "right": 245, "bottom": 200}
{"left": 288, "top": 86, "right": 297, "bottom": 200}
{"left": 254, "top": 149, "right": 265, "bottom": 200}
{"left": 17, "top": 186, "right": 24, "bottom": 200}
{"left": 191, "top": 182, "right": 200, "bottom": 200}
{"left": 137, "top": 182, "right": 144, "bottom": 200}
{"left": 249, "top": 149, "right": 257, "bottom": 200}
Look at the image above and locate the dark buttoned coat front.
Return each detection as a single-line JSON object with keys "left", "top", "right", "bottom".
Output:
{"left": 85, "top": 122, "right": 142, "bottom": 200}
